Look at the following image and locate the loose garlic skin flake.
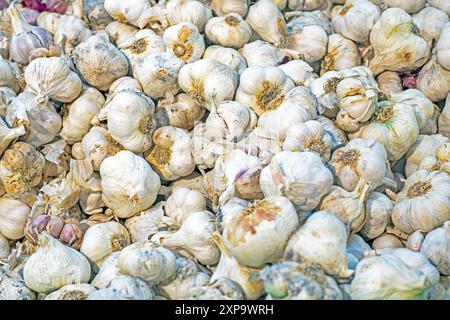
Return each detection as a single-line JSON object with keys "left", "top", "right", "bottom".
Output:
{"left": 205, "top": 13, "right": 252, "bottom": 49}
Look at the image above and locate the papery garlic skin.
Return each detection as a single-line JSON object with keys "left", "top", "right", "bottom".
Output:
{"left": 416, "top": 56, "right": 450, "bottom": 102}
{"left": 74, "top": 33, "right": 129, "bottom": 91}
{"left": 145, "top": 126, "right": 195, "bottom": 181}
{"left": 104, "top": 0, "right": 153, "bottom": 29}
{"left": 361, "top": 192, "right": 393, "bottom": 240}
{"left": 118, "top": 241, "right": 177, "bottom": 285}
{"left": 100, "top": 151, "right": 161, "bottom": 218}
{"left": 239, "top": 41, "right": 285, "bottom": 68}
{"left": 101, "top": 90, "right": 156, "bottom": 153}
{"left": 329, "top": 138, "right": 389, "bottom": 192}
{"left": 118, "top": 29, "right": 165, "bottom": 67}
{"left": 420, "top": 222, "right": 449, "bottom": 276}
{"left": 284, "top": 211, "right": 353, "bottom": 278}
{"left": 91, "top": 252, "right": 123, "bottom": 289}
{"left": 105, "top": 21, "right": 138, "bottom": 46}
{"left": 60, "top": 87, "right": 105, "bottom": 144}
{"left": 0, "top": 232, "right": 9, "bottom": 259}
{"left": 134, "top": 52, "right": 184, "bottom": 100}
{"left": 0, "top": 116, "right": 26, "bottom": 156}
{"left": 246, "top": 0, "right": 285, "bottom": 47}
{"left": 45, "top": 284, "right": 97, "bottom": 300}
{"left": 0, "top": 267, "right": 36, "bottom": 300}
{"left": 178, "top": 59, "right": 238, "bottom": 107}
{"left": 0, "top": 58, "right": 21, "bottom": 93}
{"left": 413, "top": 7, "right": 449, "bottom": 45}
{"left": 163, "top": 22, "right": 205, "bottom": 64}
{"left": 25, "top": 56, "right": 82, "bottom": 103}
{"left": 164, "top": 187, "right": 206, "bottom": 227}
{"left": 156, "top": 93, "right": 204, "bottom": 130}
{"left": 0, "top": 87, "right": 16, "bottom": 117}
{"left": 278, "top": 60, "right": 317, "bottom": 87}
{"left": 392, "top": 170, "right": 450, "bottom": 234}
{"left": 211, "top": 0, "right": 248, "bottom": 17}
{"left": 260, "top": 151, "right": 333, "bottom": 211}
{"left": 316, "top": 116, "right": 348, "bottom": 151}
{"left": 439, "top": 94, "right": 450, "bottom": 138}
{"left": 205, "top": 13, "right": 252, "bottom": 49}
{"left": 437, "top": 22, "right": 450, "bottom": 71}
{"left": 223, "top": 196, "right": 299, "bottom": 268}
{"left": 384, "top": 0, "right": 426, "bottom": 14}
{"left": 377, "top": 71, "right": 402, "bottom": 95}
{"left": 368, "top": 8, "right": 430, "bottom": 76}
{"left": 406, "top": 231, "right": 425, "bottom": 252}
{"left": 24, "top": 232, "right": 91, "bottom": 294}
{"left": 80, "top": 221, "right": 131, "bottom": 267}
{"left": 428, "top": 0, "right": 450, "bottom": 15}
{"left": 124, "top": 203, "right": 164, "bottom": 243}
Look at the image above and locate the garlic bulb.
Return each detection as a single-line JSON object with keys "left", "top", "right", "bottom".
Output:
{"left": 0, "top": 116, "right": 25, "bottom": 156}
{"left": 350, "top": 101, "right": 420, "bottom": 162}
{"left": 189, "top": 277, "right": 245, "bottom": 300}
{"left": 360, "top": 192, "right": 393, "bottom": 240}
{"left": 156, "top": 93, "right": 204, "bottom": 130}
{"left": 165, "top": 0, "right": 212, "bottom": 32}
{"left": 100, "top": 90, "right": 156, "bottom": 153}
{"left": 211, "top": 0, "right": 248, "bottom": 17}
{"left": 161, "top": 210, "right": 220, "bottom": 265}
{"left": 246, "top": 0, "right": 285, "bottom": 47}
{"left": 406, "top": 230, "right": 425, "bottom": 252}
{"left": 239, "top": 40, "right": 285, "bottom": 68}
{"left": 329, "top": 138, "right": 389, "bottom": 192}
{"left": 51, "top": 14, "right": 93, "bottom": 55}
{"left": 428, "top": 0, "right": 450, "bottom": 15}
{"left": 80, "top": 126, "right": 124, "bottom": 171}
{"left": 384, "top": 0, "right": 426, "bottom": 13}
{"left": 24, "top": 56, "right": 82, "bottom": 103}
{"left": 316, "top": 116, "right": 348, "bottom": 151}
{"left": 118, "top": 241, "right": 176, "bottom": 285}
{"left": 278, "top": 60, "right": 317, "bottom": 87}
{"left": 416, "top": 56, "right": 450, "bottom": 102}
{"left": 319, "top": 180, "right": 371, "bottom": 233}
{"left": 104, "top": 0, "right": 153, "bottom": 29}
{"left": 60, "top": 87, "right": 105, "bottom": 144}
{"left": 118, "top": 29, "right": 165, "bottom": 67}
{"left": 100, "top": 151, "right": 161, "bottom": 218}
{"left": 73, "top": 33, "right": 129, "bottom": 91}
{"left": 420, "top": 222, "right": 449, "bottom": 275}
{"left": 105, "top": 21, "right": 138, "bottom": 46}
{"left": 0, "top": 32, "right": 10, "bottom": 59}
{"left": 106, "top": 76, "right": 143, "bottom": 102}
{"left": 205, "top": 13, "right": 252, "bottom": 49}
{"left": 331, "top": 0, "right": 380, "bottom": 44}
{"left": 133, "top": 52, "right": 184, "bottom": 100}
{"left": 437, "top": 22, "right": 450, "bottom": 71}
{"left": 0, "top": 232, "right": 9, "bottom": 259}
{"left": 439, "top": 94, "right": 450, "bottom": 138}
{"left": 222, "top": 196, "right": 299, "bottom": 268}
{"left": 347, "top": 234, "right": 372, "bottom": 265}
{"left": 412, "top": 7, "right": 449, "bottom": 45}
{"left": 163, "top": 22, "right": 205, "bottom": 63}
{"left": 260, "top": 151, "right": 333, "bottom": 211}
{"left": 80, "top": 221, "right": 131, "bottom": 267}
{"left": 178, "top": 59, "right": 238, "bottom": 107}
{"left": 350, "top": 248, "right": 439, "bottom": 299}
{"left": 284, "top": 211, "right": 353, "bottom": 278}
{"left": 164, "top": 187, "right": 206, "bottom": 227}
{"left": 321, "top": 34, "right": 361, "bottom": 74}
{"left": 417, "top": 143, "right": 450, "bottom": 174}
{"left": 24, "top": 232, "right": 91, "bottom": 293}
{"left": 88, "top": 275, "right": 155, "bottom": 300}
{"left": 159, "top": 257, "right": 210, "bottom": 300}
{"left": 125, "top": 203, "right": 164, "bottom": 243}
{"left": 377, "top": 71, "right": 402, "bottom": 95}
{"left": 0, "top": 268, "right": 36, "bottom": 300}
{"left": 0, "top": 141, "right": 45, "bottom": 197}
{"left": 0, "top": 87, "right": 16, "bottom": 117}
{"left": 213, "top": 149, "right": 263, "bottom": 205}
{"left": 260, "top": 261, "right": 343, "bottom": 300}
{"left": 203, "top": 45, "right": 247, "bottom": 74}
{"left": 0, "top": 58, "right": 21, "bottom": 93}
{"left": 369, "top": 8, "right": 430, "bottom": 76}
{"left": 145, "top": 126, "right": 195, "bottom": 181}
{"left": 392, "top": 170, "right": 450, "bottom": 234}
{"left": 45, "top": 284, "right": 97, "bottom": 300}
{"left": 91, "top": 252, "right": 122, "bottom": 289}
{"left": 372, "top": 233, "right": 405, "bottom": 250}
{"left": 210, "top": 233, "right": 264, "bottom": 300}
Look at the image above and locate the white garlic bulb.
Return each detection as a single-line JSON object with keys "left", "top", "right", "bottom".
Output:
{"left": 416, "top": 55, "right": 450, "bottom": 102}
{"left": 223, "top": 196, "right": 299, "bottom": 268}
{"left": 360, "top": 192, "right": 393, "bottom": 240}
{"left": 211, "top": 0, "right": 248, "bottom": 17}
{"left": 162, "top": 210, "right": 220, "bottom": 265}
{"left": 165, "top": 0, "right": 212, "bottom": 32}
{"left": 329, "top": 138, "right": 389, "bottom": 192}
{"left": 420, "top": 222, "right": 449, "bottom": 276}
{"left": 80, "top": 221, "right": 131, "bottom": 267}
{"left": 284, "top": 211, "right": 353, "bottom": 278}
{"left": 164, "top": 187, "right": 206, "bottom": 227}
{"left": 52, "top": 14, "right": 93, "bottom": 55}
{"left": 106, "top": 76, "right": 143, "bottom": 103}
{"left": 406, "top": 230, "right": 425, "bottom": 252}
{"left": 205, "top": 13, "right": 252, "bottom": 49}
{"left": 428, "top": 0, "right": 450, "bottom": 15}
{"left": 260, "top": 151, "right": 333, "bottom": 211}
{"left": 145, "top": 126, "right": 195, "bottom": 181}
{"left": 100, "top": 150, "right": 161, "bottom": 218}
{"left": 437, "top": 22, "right": 450, "bottom": 71}
{"left": 24, "top": 56, "right": 82, "bottom": 103}
{"left": 412, "top": 7, "right": 449, "bottom": 45}
{"left": 278, "top": 60, "right": 318, "bottom": 87}
{"left": 0, "top": 267, "right": 36, "bottom": 300}
{"left": 104, "top": 0, "right": 153, "bottom": 29}
{"left": 118, "top": 241, "right": 176, "bottom": 285}
{"left": 91, "top": 252, "right": 122, "bottom": 289}
{"left": 0, "top": 141, "right": 45, "bottom": 197}
{"left": 45, "top": 284, "right": 97, "bottom": 300}
{"left": 282, "top": 120, "right": 332, "bottom": 161}
{"left": 203, "top": 45, "right": 247, "bottom": 74}
{"left": 79, "top": 172, "right": 104, "bottom": 215}
{"left": 125, "top": 203, "right": 164, "bottom": 243}
{"left": 288, "top": 0, "right": 328, "bottom": 10}
{"left": 331, "top": 0, "right": 380, "bottom": 44}
{"left": 0, "top": 116, "right": 25, "bottom": 156}
{"left": 239, "top": 40, "right": 285, "bottom": 68}
{"left": 134, "top": 52, "right": 184, "bottom": 100}
{"left": 105, "top": 21, "right": 138, "bottom": 46}
{"left": 0, "top": 232, "right": 9, "bottom": 259}
{"left": 73, "top": 33, "right": 129, "bottom": 91}
{"left": 0, "top": 58, "right": 21, "bottom": 93}
{"left": 24, "top": 232, "right": 91, "bottom": 293}
{"left": 377, "top": 71, "right": 402, "bottom": 95}
{"left": 321, "top": 34, "right": 361, "bottom": 74}
{"left": 246, "top": 0, "right": 285, "bottom": 47}
{"left": 60, "top": 87, "right": 105, "bottom": 144}
{"left": 163, "top": 22, "right": 205, "bottom": 63}
{"left": 316, "top": 116, "right": 348, "bottom": 151}
{"left": 384, "top": 0, "right": 426, "bottom": 13}
{"left": 99, "top": 90, "right": 156, "bottom": 153}
{"left": 178, "top": 59, "right": 238, "bottom": 107}
{"left": 88, "top": 275, "right": 155, "bottom": 300}
{"left": 118, "top": 29, "right": 165, "bottom": 67}
{"left": 369, "top": 8, "right": 430, "bottom": 76}
{"left": 156, "top": 93, "right": 204, "bottom": 130}
{"left": 392, "top": 170, "right": 450, "bottom": 234}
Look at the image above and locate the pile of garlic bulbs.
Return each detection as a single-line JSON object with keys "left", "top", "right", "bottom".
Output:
{"left": 0, "top": 0, "right": 449, "bottom": 301}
